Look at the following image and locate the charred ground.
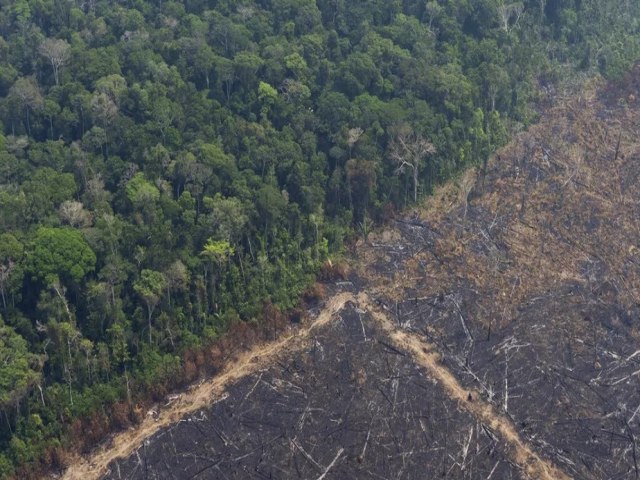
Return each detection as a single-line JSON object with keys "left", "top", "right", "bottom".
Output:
{"left": 89, "top": 72, "right": 640, "bottom": 479}
{"left": 103, "top": 304, "right": 519, "bottom": 479}
{"left": 359, "top": 70, "right": 640, "bottom": 479}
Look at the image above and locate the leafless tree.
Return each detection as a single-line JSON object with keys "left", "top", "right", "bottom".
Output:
{"left": 347, "top": 127, "right": 364, "bottom": 158}
{"left": 279, "top": 78, "right": 310, "bottom": 104}
{"left": 39, "top": 38, "right": 70, "bottom": 85}
{"left": 0, "top": 261, "right": 16, "bottom": 309}
{"left": 537, "top": 0, "right": 547, "bottom": 19}
{"left": 389, "top": 129, "right": 436, "bottom": 203}
{"left": 59, "top": 200, "right": 92, "bottom": 228}
{"left": 497, "top": 1, "right": 524, "bottom": 33}
{"left": 236, "top": 5, "right": 254, "bottom": 22}
{"left": 81, "top": 0, "right": 97, "bottom": 14}
{"left": 457, "top": 169, "right": 476, "bottom": 225}
{"left": 91, "top": 91, "right": 118, "bottom": 126}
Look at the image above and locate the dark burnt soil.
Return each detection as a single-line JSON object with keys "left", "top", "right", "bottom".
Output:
{"left": 359, "top": 76, "right": 640, "bottom": 479}
{"left": 104, "top": 305, "right": 519, "bottom": 479}
{"left": 386, "top": 285, "right": 640, "bottom": 479}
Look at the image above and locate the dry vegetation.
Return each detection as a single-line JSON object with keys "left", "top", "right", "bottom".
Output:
{"left": 104, "top": 302, "right": 527, "bottom": 480}
{"left": 358, "top": 68, "right": 640, "bottom": 479}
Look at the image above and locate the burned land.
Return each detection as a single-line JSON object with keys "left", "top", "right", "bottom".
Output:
{"left": 94, "top": 72, "right": 640, "bottom": 480}
{"left": 103, "top": 304, "right": 520, "bottom": 480}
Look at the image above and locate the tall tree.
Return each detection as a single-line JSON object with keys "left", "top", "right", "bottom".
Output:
{"left": 388, "top": 128, "right": 436, "bottom": 203}
{"left": 9, "top": 77, "right": 43, "bottom": 136}
{"left": 134, "top": 269, "right": 166, "bottom": 345}
{"left": 0, "top": 234, "right": 23, "bottom": 310}
{"left": 200, "top": 239, "right": 234, "bottom": 313}
{"left": 39, "top": 38, "right": 70, "bottom": 86}
{"left": 0, "top": 319, "right": 41, "bottom": 415}
{"left": 497, "top": 1, "right": 524, "bottom": 33}
{"left": 29, "top": 227, "right": 96, "bottom": 286}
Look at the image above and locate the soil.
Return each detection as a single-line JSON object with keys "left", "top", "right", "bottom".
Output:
{"left": 356, "top": 74, "right": 640, "bottom": 479}
{"left": 102, "top": 302, "right": 524, "bottom": 480}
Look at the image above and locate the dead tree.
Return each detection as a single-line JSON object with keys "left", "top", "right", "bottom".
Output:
{"left": 497, "top": 1, "right": 524, "bottom": 33}
{"left": 457, "top": 169, "right": 476, "bottom": 226}
{"left": 389, "top": 129, "right": 436, "bottom": 203}
{"left": 9, "top": 76, "right": 44, "bottom": 136}
{"left": 39, "top": 38, "right": 70, "bottom": 86}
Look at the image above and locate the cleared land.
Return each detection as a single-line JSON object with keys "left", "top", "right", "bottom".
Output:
{"left": 102, "top": 301, "right": 529, "bottom": 480}
{"left": 357, "top": 70, "right": 640, "bottom": 479}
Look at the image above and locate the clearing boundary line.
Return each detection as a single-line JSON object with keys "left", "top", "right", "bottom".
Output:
{"left": 61, "top": 293, "right": 353, "bottom": 480}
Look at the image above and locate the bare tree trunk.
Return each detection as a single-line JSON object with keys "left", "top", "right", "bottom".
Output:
{"left": 52, "top": 282, "right": 73, "bottom": 323}
{"left": 0, "top": 286, "right": 6, "bottom": 310}
{"left": 38, "top": 384, "right": 45, "bottom": 407}
{"left": 148, "top": 306, "right": 154, "bottom": 345}
{"left": 3, "top": 409, "right": 13, "bottom": 435}
{"left": 125, "top": 367, "right": 132, "bottom": 406}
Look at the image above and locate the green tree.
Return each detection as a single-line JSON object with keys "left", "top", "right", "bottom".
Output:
{"left": 22, "top": 168, "right": 77, "bottom": 222}
{"left": 0, "top": 318, "right": 41, "bottom": 413}
{"left": 107, "top": 321, "right": 130, "bottom": 368}
{"left": 207, "top": 194, "right": 248, "bottom": 243}
{"left": 163, "top": 260, "right": 189, "bottom": 307}
{"left": 29, "top": 228, "right": 96, "bottom": 286}
{"left": 200, "top": 239, "right": 234, "bottom": 313}
{"left": 126, "top": 172, "right": 160, "bottom": 221}
{"left": 258, "top": 81, "right": 278, "bottom": 118}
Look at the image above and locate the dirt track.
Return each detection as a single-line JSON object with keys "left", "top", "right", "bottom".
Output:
{"left": 63, "top": 289, "right": 569, "bottom": 480}
{"left": 358, "top": 292, "right": 571, "bottom": 480}
{"left": 62, "top": 294, "right": 353, "bottom": 480}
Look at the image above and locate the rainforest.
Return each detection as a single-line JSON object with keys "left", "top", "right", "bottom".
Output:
{"left": 0, "top": 0, "right": 639, "bottom": 478}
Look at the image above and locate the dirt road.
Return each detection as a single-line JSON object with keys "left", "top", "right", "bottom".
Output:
{"left": 62, "top": 290, "right": 570, "bottom": 480}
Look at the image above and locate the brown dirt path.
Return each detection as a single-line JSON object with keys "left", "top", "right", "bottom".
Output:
{"left": 356, "top": 291, "right": 572, "bottom": 480}
{"left": 60, "top": 292, "right": 353, "bottom": 480}
{"left": 61, "top": 290, "right": 570, "bottom": 480}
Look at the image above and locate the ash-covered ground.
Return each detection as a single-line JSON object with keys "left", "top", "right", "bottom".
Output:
{"left": 361, "top": 73, "right": 640, "bottom": 479}
{"left": 104, "top": 305, "right": 518, "bottom": 479}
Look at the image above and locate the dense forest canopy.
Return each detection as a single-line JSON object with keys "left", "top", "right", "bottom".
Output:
{"left": 0, "top": 0, "right": 639, "bottom": 476}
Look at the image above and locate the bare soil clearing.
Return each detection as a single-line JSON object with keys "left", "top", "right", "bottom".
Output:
{"left": 65, "top": 287, "right": 558, "bottom": 480}
{"left": 357, "top": 70, "right": 640, "bottom": 479}
{"left": 358, "top": 292, "right": 570, "bottom": 480}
